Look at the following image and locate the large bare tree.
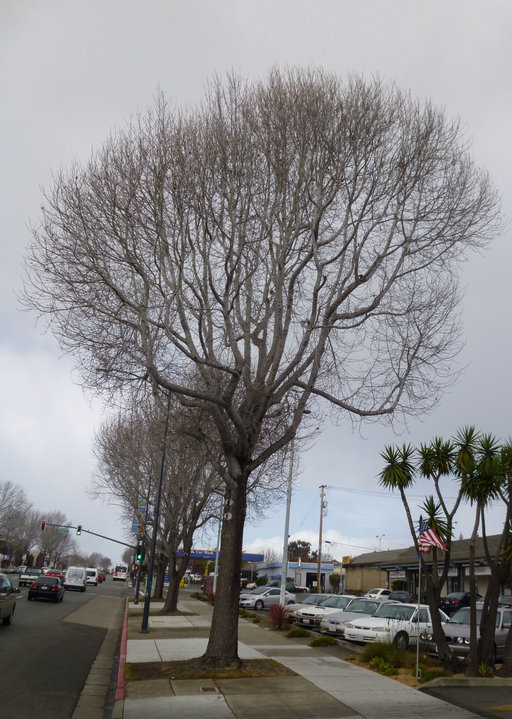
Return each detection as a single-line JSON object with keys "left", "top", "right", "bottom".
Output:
{"left": 22, "top": 68, "right": 501, "bottom": 666}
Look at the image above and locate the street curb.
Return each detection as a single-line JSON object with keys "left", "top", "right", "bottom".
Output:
{"left": 421, "top": 675, "right": 512, "bottom": 689}
{"left": 115, "top": 598, "right": 130, "bottom": 702}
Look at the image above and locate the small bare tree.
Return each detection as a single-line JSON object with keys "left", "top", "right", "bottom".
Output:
{"left": 23, "top": 68, "right": 501, "bottom": 666}
{"left": 92, "top": 394, "right": 225, "bottom": 611}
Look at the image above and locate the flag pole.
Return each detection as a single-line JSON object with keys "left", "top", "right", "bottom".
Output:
{"left": 416, "top": 552, "right": 421, "bottom": 679}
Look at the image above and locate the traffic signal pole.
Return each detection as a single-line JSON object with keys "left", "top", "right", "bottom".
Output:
{"left": 39, "top": 522, "right": 136, "bottom": 549}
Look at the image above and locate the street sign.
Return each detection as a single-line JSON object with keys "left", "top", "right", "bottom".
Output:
{"left": 58, "top": 528, "right": 69, "bottom": 534}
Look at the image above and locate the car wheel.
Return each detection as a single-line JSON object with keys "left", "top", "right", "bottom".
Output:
{"left": 254, "top": 600, "right": 264, "bottom": 610}
{"left": 394, "top": 632, "right": 409, "bottom": 651}
{"left": 2, "top": 607, "right": 15, "bottom": 625}
{"left": 27, "top": 595, "right": 32, "bottom": 600}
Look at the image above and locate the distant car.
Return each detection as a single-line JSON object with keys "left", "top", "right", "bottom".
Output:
{"left": 86, "top": 568, "right": 99, "bottom": 586}
{"left": 422, "top": 606, "right": 512, "bottom": 661}
{"left": 387, "top": 590, "right": 417, "bottom": 603}
{"left": 498, "top": 595, "right": 512, "bottom": 608}
{"left": 19, "top": 568, "right": 44, "bottom": 587}
{"left": 296, "top": 594, "right": 357, "bottom": 629}
{"left": 239, "top": 586, "right": 296, "bottom": 610}
{"left": 365, "top": 588, "right": 392, "bottom": 600}
{"left": 45, "top": 570, "right": 64, "bottom": 580}
{"left": 27, "top": 575, "right": 64, "bottom": 603}
{"left": 3, "top": 566, "right": 20, "bottom": 574}
{"left": 344, "top": 602, "right": 449, "bottom": 650}
{"left": 64, "top": 566, "right": 87, "bottom": 592}
{"left": 0, "top": 573, "right": 20, "bottom": 626}
{"left": 320, "top": 597, "right": 395, "bottom": 636}
{"left": 439, "top": 591, "right": 482, "bottom": 615}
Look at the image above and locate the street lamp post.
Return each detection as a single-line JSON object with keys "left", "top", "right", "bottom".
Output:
{"left": 140, "top": 393, "right": 171, "bottom": 634}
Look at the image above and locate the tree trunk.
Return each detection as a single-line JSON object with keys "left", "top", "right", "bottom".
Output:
{"left": 202, "top": 478, "right": 247, "bottom": 668}
{"left": 467, "top": 510, "right": 481, "bottom": 675}
{"left": 478, "top": 567, "right": 502, "bottom": 669}
{"left": 164, "top": 562, "right": 180, "bottom": 612}
{"left": 424, "top": 573, "right": 461, "bottom": 672}
{"left": 154, "top": 551, "right": 166, "bottom": 599}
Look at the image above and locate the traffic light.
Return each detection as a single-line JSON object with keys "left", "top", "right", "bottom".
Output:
{"left": 136, "top": 544, "right": 143, "bottom": 562}
{"left": 76, "top": 525, "right": 82, "bottom": 536}
{"left": 41, "top": 520, "right": 46, "bottom": 531}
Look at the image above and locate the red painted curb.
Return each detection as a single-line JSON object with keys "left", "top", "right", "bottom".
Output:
{"left": 115, "top": 598, "right": 129, "bottom": 702}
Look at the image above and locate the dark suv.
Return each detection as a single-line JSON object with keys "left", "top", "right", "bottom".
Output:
{"left": 439, "top": 591, "right": 482, "bottom": 615}
{"left": 0, "top": 572, "right": 20, "bottom": 626}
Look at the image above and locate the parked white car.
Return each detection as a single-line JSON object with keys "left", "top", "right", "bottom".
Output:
{"left": 320, "top": 597, "right": 396, "bottom": 637}
{"left": 285, "top": 593, "right": 333, "bottom": 621}
{"left": 239, "top": 586, "right": 296, "bottom": 610}
{"left": 296, "top": 594, "right": 356, "bottom": 629}
{"left": 343, "top": 602, "right": 449, "bottom": 650}
{"left": 365, "top": 588, "right": 392, "bottom": 600}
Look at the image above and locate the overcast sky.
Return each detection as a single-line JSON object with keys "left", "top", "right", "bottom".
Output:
{"left": 1, "top": 1, "right": 511, "bottom": 565}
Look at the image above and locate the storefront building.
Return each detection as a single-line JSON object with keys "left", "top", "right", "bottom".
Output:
{"left": 343, "top": 535, "right": 510, "bottom": 597}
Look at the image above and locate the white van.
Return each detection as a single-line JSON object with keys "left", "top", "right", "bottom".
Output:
{"left": 86, "top": 568, "right": 99, "bottom": 586}
{"left": 64, "top": 566, "right": 87, "bottom": 592}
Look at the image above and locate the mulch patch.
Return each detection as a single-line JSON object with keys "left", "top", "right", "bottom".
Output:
{"left": 126, "top": 658, "right": 297, "bottom": 681}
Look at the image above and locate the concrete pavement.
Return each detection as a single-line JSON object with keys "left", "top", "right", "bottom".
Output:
{"left": 112, "top": 591, "right": 485, "bottom": 719}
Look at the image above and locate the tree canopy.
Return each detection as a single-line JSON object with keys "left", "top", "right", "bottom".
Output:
{"left": 23, "top": 67, "right": 501, "bottom": 665}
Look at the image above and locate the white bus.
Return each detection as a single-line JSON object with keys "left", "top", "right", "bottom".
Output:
{"left": 113, "top": 564, "right": 129, "bottom": 581}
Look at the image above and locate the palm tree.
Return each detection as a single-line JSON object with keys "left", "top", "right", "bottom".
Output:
{"left": 458, "top": 432, "right": 503, "bottom": 674}
{"left": 379, "top": 445, "right": 417, "bottom": 543}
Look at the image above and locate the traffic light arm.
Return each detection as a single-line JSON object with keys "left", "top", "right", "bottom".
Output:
{"left": 38, "top": 523, "right": 136, "bottom": 549}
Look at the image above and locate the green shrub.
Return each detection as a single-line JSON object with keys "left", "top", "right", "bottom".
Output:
{"left": 368, "top": 656, "right": 398, "bottom": 676}
{"left": 416, "top": 665, "right": 453, "bottom": 684}
{"left": 286, "top": 627, "right": 309, "bottom": 638}
{"left": 310, "top": 635, "right": 337, "bottom": 647}
{"left": 252, "top": 615, "right": 262, "bottom": 623}
{"left": 360, "top": 642, "right": 416, "bottom": 669}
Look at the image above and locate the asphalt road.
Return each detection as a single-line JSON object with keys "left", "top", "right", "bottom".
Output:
{"left": 0, "top": 576, "right": 128, "bottom": 719}
{"left": 422, "top": 684, "right": 512, "bottom": 719}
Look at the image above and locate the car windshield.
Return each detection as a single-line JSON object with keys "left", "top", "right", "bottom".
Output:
{"left": 373, "top": 604, "right": 415, "bottom": 620}
{"left": 445, "top": 592, "right": 465, "bottom": 600}
{"left": 249, "top": 587, "right": 270, "bottom": 595}
{"left": 448, "top": 608, "right": 482, "bottom": 625}
{"left": 345, "top": 598, "right": 379, "bottom": 613}
{"left": 322, "top": 596, "right": 352, "bottom": 609}
{"left": 67, "top": 569, "right": 83, "bottom": 579}
{"left": 299, "top": 594, "right": 327, "bottom": 605}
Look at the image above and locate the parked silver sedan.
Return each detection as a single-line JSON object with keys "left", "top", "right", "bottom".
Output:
{"left": 239, "top": 586, "right": 296, "bottom": 610}
{"left": 296, "top": 594, "right": 357, "bottom": 629}
{"left": 320, "top": 597, "right": 397, "bottom": 637}
{"left": 421, "top": 606, "right": 512, "bottom": 661}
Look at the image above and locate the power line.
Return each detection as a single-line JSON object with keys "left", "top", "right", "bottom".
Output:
{"left": 325, "top": 485, "right": 458, "bottom": 501}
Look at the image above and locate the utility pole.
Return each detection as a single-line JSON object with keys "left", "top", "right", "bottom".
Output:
{"left": 280, "top": 440, "right": 294, "bottom": 605}
{"left": 316, "top": 485, "right": 326, "bottom": 593}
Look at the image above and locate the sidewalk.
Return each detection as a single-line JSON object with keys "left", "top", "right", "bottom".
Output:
{"left": 112, "top": 591, "right": 484, "bottom": 719}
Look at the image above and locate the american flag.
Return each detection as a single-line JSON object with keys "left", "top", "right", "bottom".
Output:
{"left": 418, "top": 516, "right": 447, "bottom": 553}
